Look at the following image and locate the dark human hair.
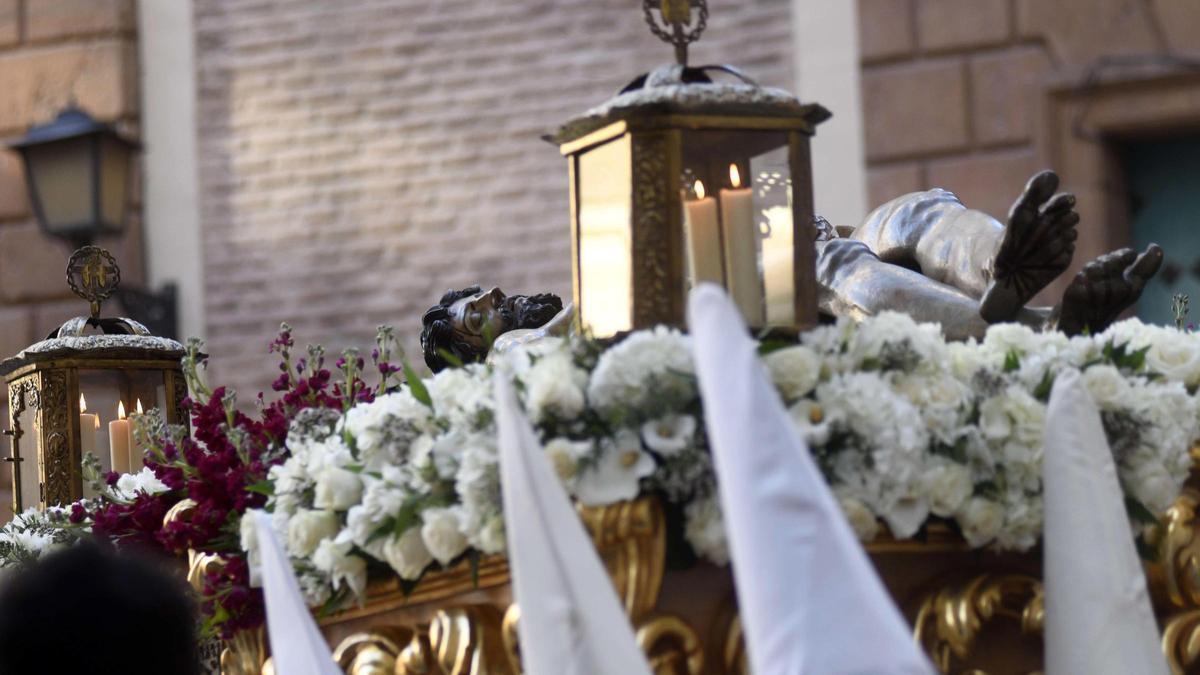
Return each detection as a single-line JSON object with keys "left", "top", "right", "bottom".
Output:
{"left": 0, "top": 543, "right": 200, "bottom": 675}
{"left": 421, "top": 285, "right": 488, "bottom": 372}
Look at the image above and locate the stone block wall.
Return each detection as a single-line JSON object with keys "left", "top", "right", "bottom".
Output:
{"left": 857, "top": 0, "right": 1200, "bottom": 235}
{"left": 193, "top": 0, "right": 795, "bottom": 397}
{"left": 0, "top": 0, "right": 142, "bottom": 520}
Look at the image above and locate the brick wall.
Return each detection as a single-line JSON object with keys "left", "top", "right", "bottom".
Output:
{"left": 0, "top": 0, "right": 141, "bottom": 518}
{"left": 193, "top": 0, "right": 795, "bottom": 396}
{"left": 857, "top": 0, "right": 1200, "bottom": 244}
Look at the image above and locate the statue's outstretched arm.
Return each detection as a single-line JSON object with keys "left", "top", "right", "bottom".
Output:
{"left": 818, "top": 238, "right": 1045, "bottom": 340}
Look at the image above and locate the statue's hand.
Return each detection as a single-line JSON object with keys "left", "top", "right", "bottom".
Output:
{"left": 980, "top": 170, "right": 1079, "bottom": 323}
{"left": 1053, "top": 244, "right": 1164, "bottom": 336}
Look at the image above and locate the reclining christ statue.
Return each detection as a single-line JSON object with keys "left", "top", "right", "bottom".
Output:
{"left": 420, "top": 170, "right": 1163, "bottom": 371}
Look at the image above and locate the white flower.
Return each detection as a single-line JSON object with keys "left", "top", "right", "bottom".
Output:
{"left": 421, "top": 507, "right": 469, "bottom": 566}
{"left": 1144, "top": 328, "right": 1200, "bottom": 386}
{"left": 269, "top": 457, "right": 310, "bottom": 497}
{"left": 542, "top": 437, "right": 592, "bottom": 484}
{"left": 312, "top": 538, "right": 368, "bottom": 598}
{"left": 286, "top": 508, "right": 340, "bottom": 558}
{"left": 878, "top": 489, "right": 929, "bottom": 539}
{"left": 476, "top": 514, "right": 506, "bottom": 555}
{"left": 684, "top": 496, "right": 728, "bottom": 565}
{"left": 763, "top": 345, "right": 821, "bottom": 400}
{"left": 788, "top": 399, "right": 835, "bottom": 446}
{"left": 382, "top": 527, "right": 435, "bottom": 580}
{"left": 313, "top": 467, "right": 364, "bottom": 511}
{"left": 923, "top": 462, "right": 972, "bottom": 517}
{"left": 427, "top": 365, "right": 494, "bottom": 429}
{"left": 983, "top": 322, "right": 1042, "bottom": 358}
{"left": 957, "top": 497, "right": 1005, "bottom": 547}
{"left": 113, "top": 467, "right": 170, "bottom": 501}
{"left": 523, "top": 350, "right": 588, "bottom": 423}
{"left": 586, "top": 326, "right": 693, "bottom": 413}
{"left": 640, "top": 415, "right": 696, "bottom": 457}
{"left": 837, "top": 494, "right": 879, "bottom": 541}
{"left": 847, "top": 311, "right": 946, "bottom": 372}
{"left": 1083, "top": 365, "right": 1132, "bottom": 409}
{"left": 574, "top": 430, "right": 656, "bottom": 506}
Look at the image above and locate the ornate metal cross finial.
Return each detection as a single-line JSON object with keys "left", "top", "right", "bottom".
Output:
{"left": 66, "top": 245, "right": 121, "bottom": 320}
{"left": 643, "top": 0, "right": 708, "bottom": 66}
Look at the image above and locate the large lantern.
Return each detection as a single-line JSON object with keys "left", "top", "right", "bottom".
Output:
{"left": 549, "top": 1, "right": 829, "bottom": 337}
{"left": 0, "top": 247, "right": 186, "bottom": 510}
{"left": 7, "top": 107, "right": 137, "bottom": 248}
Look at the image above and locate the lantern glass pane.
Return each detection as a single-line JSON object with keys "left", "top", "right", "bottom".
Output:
{"left": 576, "top": 135, "right": 633, "bottom": 337}
{"left": 679, "top": 130, "right": 791, "bottom": 327}
{"left": 99, "top": 136, "right": 131, "bottom": 230}
{"left": 24, "top": 137, "right": 95, "bottom": 234}
{"left": 79, "top": 370, "right": 168, "bottom": 477}
{"left": 12, "top": 393, "right": 38, "bottom": 511}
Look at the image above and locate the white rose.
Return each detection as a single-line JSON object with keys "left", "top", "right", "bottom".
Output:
{"left": 684, "top": 497, "right": 729, "bottom": 565}
{"left": 837, "top": 495, "right": 879, "bottom": 542}
{"left": 312, "top": 538, "right": 368, "bottom": 597}
{"left": 313, "top": 467, "right": 363, "bottom": 511}
{"left": 420, "top": 507, "right": 469, "bottom": 566}
{"left": 285, "top": 508, "right": 340, "bottom": 558}
{"left": 923, "top": 463, "right": 972, "bottom": 517}
{"left": 382, "top": 527, "right": 434, "bottom": 580}
{"left": 574, "top": 431, "right": 656, "bottom": 506}
{"left": 476, "top": 514, "right": 506, "bottom": 555}
{"left": 640, "top": 415, "right": 696, "bottom": 457}
{"left": 1083, "top": 365, "right": 1131, "bottom": 409}
{"left": 1145, "top": 329, "right": 1200, "bottom": 386}
{"left": 957, "top": 497, "right": 1004, "bottom": 547}
{"left": 763, "top": 345, "right": 821, "bottom": 400}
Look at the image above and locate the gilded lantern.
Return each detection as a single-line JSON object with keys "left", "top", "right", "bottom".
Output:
{"left": 549, "top": 1, "right": 830, "bottom": 337}
{"left": 0, "top": 247, "right": 186, "bottom": 510}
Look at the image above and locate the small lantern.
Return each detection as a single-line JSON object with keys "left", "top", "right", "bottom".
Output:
{"left": 0, "top": 247, "right": 186, "bottom": 510}
{"left": 549, "top": 0, "right": 829, "bottom": 337}
{"left": 8, "top": 107, "right": 138, "bottom": 247}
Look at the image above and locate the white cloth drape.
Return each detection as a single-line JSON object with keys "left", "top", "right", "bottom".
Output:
{"left": 1043, "top": 370, "right": 1168, "bottom": 675}
{"left": 494, "top": 374, "right": 653, "bottom": 675}
{"left": 251, "top": 510, "right": 342, "bottom": 675}
{"left": 688, "top": 284, "right": 934, "bottom": 675}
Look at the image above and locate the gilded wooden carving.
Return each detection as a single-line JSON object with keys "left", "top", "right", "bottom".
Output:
{"left": 428, "top": 605, "right": 515, "bottom": 675}
{"left": 630, "top": 131, "right": 684, "bottom": 328}
{"left": 40, "top": 369, "right": 71, "bottom": 505}
{"left": 578, "top": 495, "right": 667, "bottom": 621}
{"left": 913, "top": 574, "right": 1044, "bottom": 675}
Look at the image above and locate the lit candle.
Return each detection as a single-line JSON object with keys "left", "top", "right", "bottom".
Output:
{"left": 79, "top": 394, "right": 98, "bottom": 461}
{"left": 108, "top": 401, "right": 130, "bottom": 475}
{"left": 128, "top": 399, "right": 145, "bottom": 471}
{"left": 719, "top": 164, "right": 764, "bottom": 325}
{"left": 762, "top": 200, "right": 795, "bottom": 325}
{"left": 683, "top": 179, "right": 724, "bottom": 286}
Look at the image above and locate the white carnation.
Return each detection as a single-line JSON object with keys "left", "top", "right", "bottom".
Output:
{"left": 923, "top": 462, "right": 972, "bottom": 517}
{"left": 586, "top": 326, "right": 693, "bottom": 413}
{"left": 523, "top": 350, "right": 588, "bottom": 422}
{"left": 312, "top": 538, "right": 368, "bottom": 597}
{"left": 684, "top": 496, "right": 728, "bottom": 565}
{"left": 763, "top": 345, "right": 821, "bottom": 400}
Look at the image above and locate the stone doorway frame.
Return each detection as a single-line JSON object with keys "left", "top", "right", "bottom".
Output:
{"left": 1037, "top": 67, "right": 1200, "bottom": 301}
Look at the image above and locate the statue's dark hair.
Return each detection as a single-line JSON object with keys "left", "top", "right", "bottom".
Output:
{"left": 421, "top": 285, "right": 487, "bottom": 372}
{"left": 420, "top": 287, "right": 565, "bottom": 373}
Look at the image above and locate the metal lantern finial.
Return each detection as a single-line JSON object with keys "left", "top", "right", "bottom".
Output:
{"left": 643, "top": 0, "right": 708, "bottom": 65}
{"left": 66, "top": 246, "right": 121, "bottom": 320}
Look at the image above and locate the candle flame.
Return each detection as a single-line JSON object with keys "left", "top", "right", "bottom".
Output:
{"left": 136, "top": 399, "right": 144, "bottom": 415}
{"left": 117, "top": 401, "right": 126, "bottom": 420}
{"left": 79, "top": 393, "right": 87, "bottom": 413}
{"left": 729, "top": 164, "right": 742, "bottom": 189}
{"left": 693, "top": 179, "right": 706, "bottom": 200}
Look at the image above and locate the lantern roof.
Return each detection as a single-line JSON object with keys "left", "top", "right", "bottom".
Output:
{"left": 0, "top": 246, "right": 183, "bottom": 377}
{"left": 8, "top": 107, "right": 137, "bottom": 150}
{"left": 549, "top": 64, "right": 831, "bottom": 148}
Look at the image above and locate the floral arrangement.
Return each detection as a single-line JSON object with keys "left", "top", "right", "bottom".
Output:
{"left": 243, "top": 313, "right": 1200, "bottom": 608}
{"left": 2, "top": 312, "right": 1198, "bottom": 638}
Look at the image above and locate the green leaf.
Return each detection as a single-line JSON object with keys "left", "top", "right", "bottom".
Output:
{"left": 1033, "top": 370, "right": 1056, "bottom": 401}
{"left": 974, "top": 480, "right": 999, "bottom": 499}
{"left": 244, "top": 480, "right": 274, "bottom": 497}
{"left": 1003, "top": 350, "right": 1020, "bottom": 373}
{"left": 756, "top": 339, "right": 792, "bottom": 356}
{"left": 436, "top": 348, "right": 464, "bottom": 369}
{"left": 402, "top": 360, "right": 433, "bottom": 409}
{"left": 1125, "top": 497, "right": 1160, "bottom": 526}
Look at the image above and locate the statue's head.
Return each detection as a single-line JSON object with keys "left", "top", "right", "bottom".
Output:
{"left": 420, "top": 286, "right": 563, "bottom": 372}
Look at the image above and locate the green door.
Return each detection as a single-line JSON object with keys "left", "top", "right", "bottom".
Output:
{"left": 1125, "top": 136, "right": 1200, "bottom": 327}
